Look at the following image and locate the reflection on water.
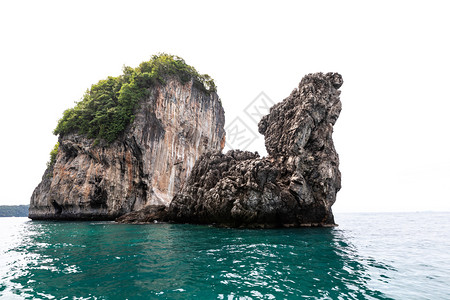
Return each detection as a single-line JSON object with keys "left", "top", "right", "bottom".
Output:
{"left": 0, "top": 218, "right": 397, "bottom": 299}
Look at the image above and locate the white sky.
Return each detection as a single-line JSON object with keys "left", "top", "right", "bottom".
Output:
{"left": 0, "top": 0, "right": 449, "bottom": 212}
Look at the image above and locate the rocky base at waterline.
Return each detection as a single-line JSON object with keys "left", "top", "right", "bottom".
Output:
{"left": 119, "top": 72, "right": 343, "bottom": 228}
{"left": 167, "top": 151, "right": 336, "bottom": 228}
{"left": 116, "top": 205, "right": 169, "bottom": 224}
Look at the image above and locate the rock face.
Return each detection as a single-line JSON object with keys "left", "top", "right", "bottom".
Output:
{"left": 168, "top": 72, "right": 342, "bottom": 228}
{"left": 29, "top": 78, "right": 225, "bottom": 220}
{"left": 115, "top": 205, "right": 169, "bottom": 224}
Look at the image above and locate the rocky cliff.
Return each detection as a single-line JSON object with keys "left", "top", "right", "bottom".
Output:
{"left": 29, "top": 77, "right": 225, "bottom": 220}
{"left": 167, "top": 72, "right": 342, "bottom": 228}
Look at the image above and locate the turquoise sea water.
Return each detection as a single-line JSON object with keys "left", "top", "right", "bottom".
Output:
{"left": 1, "top": 212, "right": 449, "bottom": 299}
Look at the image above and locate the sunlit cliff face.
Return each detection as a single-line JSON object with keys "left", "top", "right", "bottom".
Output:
{"left": 29, "top": 78, "right": 225, "bottom": 220}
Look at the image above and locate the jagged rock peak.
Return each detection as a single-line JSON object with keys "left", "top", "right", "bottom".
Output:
{"left": 167, "top": 72, "right": 343, "bottom": 228}
{"left": 259, "top": 72, "right": 342, "bottom": 157}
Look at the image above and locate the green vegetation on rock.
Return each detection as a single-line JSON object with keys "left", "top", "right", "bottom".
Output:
{"left": 47, "top": 142, "right": 59, "bottom": 168}
{"left": 53, "top": 54, "right": 216, "bottom": 143}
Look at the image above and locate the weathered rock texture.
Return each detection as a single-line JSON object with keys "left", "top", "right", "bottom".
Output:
{"left": 168, "top": 72, "right": 342, "bottom": 228}
{"left": 29, "top": 78, "right": 225, "bottom": 220}
{"left": 115, "top": 205, "right": 169, "bottom": 224}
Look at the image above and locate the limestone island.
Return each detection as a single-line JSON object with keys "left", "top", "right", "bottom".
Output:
{"left": 30, "top": 54, "right": 343, "bottom": 228}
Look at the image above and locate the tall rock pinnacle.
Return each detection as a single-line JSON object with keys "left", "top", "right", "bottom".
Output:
{"left": 168, "top": 72, "right": 342, "bottom": 228}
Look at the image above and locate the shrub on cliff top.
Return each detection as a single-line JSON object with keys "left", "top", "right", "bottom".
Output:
{"left": 47, "top": 142, "right": 59, "bottom": 168}
{"left": 53, "top": 54, "right": 216, "bottom": 143}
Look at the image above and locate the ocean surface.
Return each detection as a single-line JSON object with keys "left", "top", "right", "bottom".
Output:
{"left": 1, "top": 212, "right": 449, "bottom": 299}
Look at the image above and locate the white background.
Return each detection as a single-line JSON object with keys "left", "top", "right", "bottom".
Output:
{"left": 1, "top": 0, "right": 449, "bottom": 212}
